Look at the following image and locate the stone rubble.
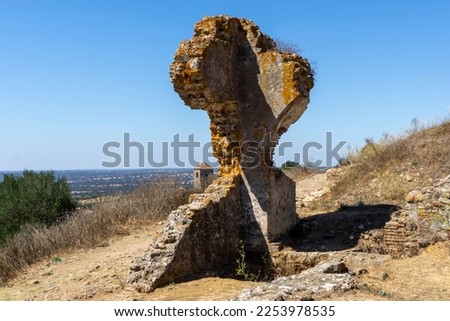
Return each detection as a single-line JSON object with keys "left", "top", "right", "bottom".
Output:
{"left": 234, "top": 262, "right": 355, "bottom": 301}
{"left": 384, "top": 174, "right": 450, "bottom": 257}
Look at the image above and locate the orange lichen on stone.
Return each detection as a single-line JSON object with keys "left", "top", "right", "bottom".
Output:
{"left": 281, "top": 61, "right": 298, "bottom": 105}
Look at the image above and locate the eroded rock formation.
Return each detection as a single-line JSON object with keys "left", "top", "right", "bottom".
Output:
{"left": 170, "top": 15, "right": 313, "bottom": 175}
{"left": 128, "top": 15, "right": 314, "bottom": 292}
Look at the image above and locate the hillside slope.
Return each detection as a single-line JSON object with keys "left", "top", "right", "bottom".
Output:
{"left": 320, "top": 120, "right": 450, "bottom": 209}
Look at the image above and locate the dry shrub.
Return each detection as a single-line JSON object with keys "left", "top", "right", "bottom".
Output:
{"left": 124, "top": 178, "right": 192, "bottom": 222}
{"left": 274, "top": 39, "right": 302, "bottom": 54}
{"left": 408, "top": 120, "right": 450, "bottom": 173}
{"left": 348, "top": 135, "right": 411, "bottom": 175}
{"left": 331, "top": 137, "right": 411, "bottom": 201}
{"left": 379, "top": 172, "right": 411, "bottom": 201}
{"left": 0, "top": 178, "right": 192, "bottom": 284}
{"left": 331, "top": 119, "right": 450, "bottom": 203}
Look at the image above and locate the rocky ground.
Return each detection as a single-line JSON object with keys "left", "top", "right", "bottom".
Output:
{"left": 294, "top": 171, "right": 331, "bottom": 210}
{"left": 1, "top": 172, "right": 449, "bottom": 301}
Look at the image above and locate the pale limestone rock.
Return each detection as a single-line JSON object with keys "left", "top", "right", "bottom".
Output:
{"left": 233, "top": 262, "right": 355, "bottom": 301}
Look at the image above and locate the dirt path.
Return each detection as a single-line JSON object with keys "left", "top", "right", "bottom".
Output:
{"left": 295, "top": 172, "right": 328, "bottom": 208}
{"left": 0, "top": 224, "right": 254, "bottom": 301}
{"left": 294, "top": 170, "right": 344, "bottom": 211}
{"left": 355, "top": 242, "right": 450, "bottom": 300}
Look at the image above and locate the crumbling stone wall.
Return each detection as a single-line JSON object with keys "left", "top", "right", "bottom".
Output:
{"left": 128, "top": 176, "right": 241, "bottom": 292}
{"left": 128, "top": 15, "right": 314, "bottom": 291}
{"left": 240, "top": 168, "right": 298, "bottom": 251}
{"left": 384, "top": 175, "right": 450, "bottom": 257}
{"left": 384, "top": 212, "right": 419, "bottom": 257}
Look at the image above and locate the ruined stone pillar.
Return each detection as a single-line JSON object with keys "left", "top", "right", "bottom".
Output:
{"left": 128, "top": 15, "right": 313, "bottom": 292}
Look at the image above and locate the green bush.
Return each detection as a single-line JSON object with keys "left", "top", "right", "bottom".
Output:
{"left": 281, "top": 160, "right": 300, "bottom": 169}
{"left": 0, "top": 170, "right": 77, "bottom": 244}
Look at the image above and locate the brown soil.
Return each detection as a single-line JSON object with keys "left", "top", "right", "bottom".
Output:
{"left": 353, "top": 242, "right": 450, "bottom": 300}
{"left": 0, "top": 224, "right": 254, "bottom": 301}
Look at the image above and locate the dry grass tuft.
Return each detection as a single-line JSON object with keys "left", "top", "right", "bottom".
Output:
{"left": 282, "top": 166, "right": 323, "bottom": 181}
{"left": 328, "top": 118, "right": 450, "bottom": 206}
{"left": 274, "top": 39, "right": 302, "bottom": 54}
{"left": 0, "top": 178, "right": 192, "bottom": 284}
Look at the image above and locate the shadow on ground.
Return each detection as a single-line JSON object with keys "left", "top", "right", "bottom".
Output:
{"left": 285, "top": 204, "right": 400, "bottom": 252}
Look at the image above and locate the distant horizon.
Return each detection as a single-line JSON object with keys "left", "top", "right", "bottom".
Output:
{"left": 0, "top": 164, "right": 334, "bottom": 173}
{"left": 1, "top": 163, "right": 331, "bottom": 172}
{"left": 0, "top": 167, "right": 202, "bottom": 173}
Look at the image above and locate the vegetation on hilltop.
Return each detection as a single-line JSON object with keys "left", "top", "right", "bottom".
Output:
{"left": 316, "top": 118, "right": 450, "bottom": 210}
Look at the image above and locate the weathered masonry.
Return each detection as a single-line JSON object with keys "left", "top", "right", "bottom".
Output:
{"left": 128, "top": 15, "right": 314, "bottom": 292}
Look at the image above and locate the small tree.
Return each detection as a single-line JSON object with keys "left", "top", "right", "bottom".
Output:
{"left": 281, "top": 160, "right": 300, "bottom": 169}
{"left": 0, "top": 170, "right": 77, "bottom": 244}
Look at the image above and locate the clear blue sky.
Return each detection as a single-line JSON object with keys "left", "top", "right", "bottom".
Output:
{"left": 1, "top": 0, "right": 450, "bottom": 170}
